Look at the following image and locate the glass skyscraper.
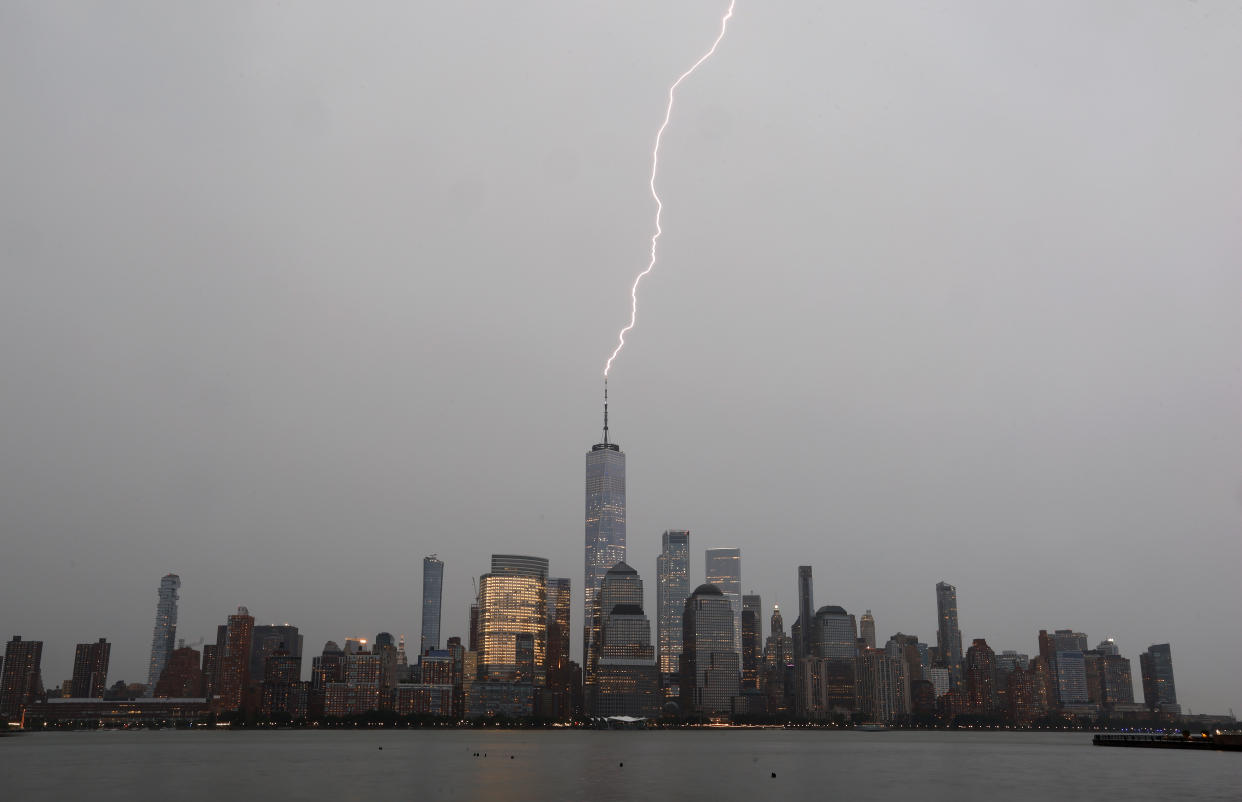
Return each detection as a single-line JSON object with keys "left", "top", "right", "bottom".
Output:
{"left": 584, "top": 415, "right": 625, "bottom": 667}
{"left": 586, "top": 561, "right": 643, "bottom": 709}
{"left": 594, "top": 564, "right": 660, "bottom": 718}
{"left": 421, "top": 555, "right": 444, "bottom": 655}
{"left": 705, "top": 548, "right": 741, "bottom": 656}
{"left": 680, "top": 584, "right": 738, "bottom": 717}
{"left": 813, "top": 605, "right": 858, "bottom": 660}
{"left": 478, "top": 554, "right": 548, "bottom": 686}
{"left": 935, "top": 581, "right": 963, "bottom": 684}
{"left": 657, "top": 529, "right": 690, "bottom": 687}
{"left": 1140, "top": 643, "right": 1178, "bottom": 712}
{"left": 797, "top": 566, "right": 814, "bottom": 658}
{"left": 741, "top": 594, "right": 761, "bottom": 690}
{"left": 145, "top": 573, "right": 181, "bottom": 696}
{"left": 545, "top": 577, "right": 572, "bottom": 692}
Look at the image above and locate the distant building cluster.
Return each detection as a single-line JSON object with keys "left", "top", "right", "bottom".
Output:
{"left": 0, "top": 423, "right": 1217, "bottom": 730}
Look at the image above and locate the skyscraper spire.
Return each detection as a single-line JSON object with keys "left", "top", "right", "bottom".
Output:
{"left": 585, "top": 379, "right": 625, "bottom": 677}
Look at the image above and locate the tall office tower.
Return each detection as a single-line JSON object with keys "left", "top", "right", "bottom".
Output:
{"left": 797, "top": 566, "right": 814, "bottom": 657}
{"left": 201, "top": 644, "right": 219, "bottom": 699}
{"left": 763, "top": 605, "right": 793, "bottom": 668}
{"left": 0, "top": 636, "right": 44, "bottom": 718}
{"left": 584, "top": 390, "right": 626, "bottom": 667}
{"left": 964, "top": 638, "right": 998, "bottom": 714}
{"left": 761, "top": 605, "right": 794, "bottom": 715}
{"left": 1005, "top": 664, "right": 1043, "bottom": 725}
{"left": 468, "top": 604, "right": 480, "bottom": 653}
{"left": 1051, "top": 633, "right": 1085, "bottom": 708}
{"left": 446, "top": 636, "right": 467, "bottom": 717}
{"left": 1096, "top": 638, "right": 1120, "bottom": 656}
{"left": 1139, "top": 643, "right": 1178, "bottom": 712}
{"left": 934, "top": 581, "right": 963, "bottom": 684}
{"left": 859, "top": 610, "right": 876, "bottom": 650}
{"left": 656, "top": 529, "right": 691, "bottom": 691}
{"left": 216, "top": 606, "right": 255, "bottom": 713}
{"left": 1053, "top": 629, "right": 1088, "bottom": 653}
{"left": 311, "top": 641, "right": 345, "bottom": 690}
{"left": 1096, "top": 653, "right": 1134, "bottom": 705}
{"left": 397, "top": 634, "right": 409, "bottom": 670}
{"left": 804, "top": 606, "right": 858, "bottom": 717}
{"left": 421, "top": 555, "right": 445, "bottom": 655}
{"left": 586, "top": 562, "right": 644, "bottom": 709}
{"left": 545, "top": 577, "right": 572, "bottom": 689}
{"left": 813, "top": 606, "right": 858, "bottom": 660}
{"left": 146, "top": 574, "right": 181, "bottom": 695}
{"left": 250, "top": 624, "right": 302, "bottom": 686}
{"left": 705, "top": 548, "right": 741, "bottom": 656}
{"left": 478, "top": 554, "right": 548, "bottom": 685}
{"left": 887, "top": 633, "right": 924, "bottom": 688}
{"left": 1054, "top": 650, "right": 1088, "bottom": 705}
{"left": 260, "top": 648, "right": 308, "bottom": 720}
{"left": 741, "top": 594, "right": 762, "bottom": 690}
{"left": 492, "top": 554, "right": 550, "bottom": 578}
{"left": 373, "top": 632, "right": 400, "bottom": 696}
{"left": 1037, "top": 630, "right": 1060, "bottom": 707}
{"left": 70, "top": 638, "right": 110, "bottom": 698}
{"left": 680, "top": 584, "right": 739, "bottom": 717}
{"left": 328, "top": 648, "right": 384, "bottom": 716}
{"left": 856, "top": 647, "right": 907, "bottom": 723}
{"left": 595, "top": 597, "right": 660, "bottom": 718}
{"left": 154, "top": 646, "right": 203, "bottom": 698}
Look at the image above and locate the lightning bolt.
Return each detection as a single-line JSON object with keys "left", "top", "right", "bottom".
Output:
{"left": 603, "top": 0, "right": 736, "bottom": 377}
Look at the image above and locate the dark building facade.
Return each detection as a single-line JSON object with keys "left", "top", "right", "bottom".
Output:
{"left": 249, "top": 624, "right": 302, "bottom": 687}
{"left": 215, "top": 607, "right": 255, "bottom": 713}
{"left": 154, "top": 646, "right": 204, "bottom": 698}
{"left": 741, "top": 594, "right": 761, "bottom": 691}
{"left": 797, "top": 566, "right": 814, "bottom": 658}
{"left": 1139, "top": 643, "right": 1178, "bottom": 712}
{"left": 935, "top": 582, "right": 963, "bottom": 687}
{"left": 964, "top": 638, "right": 998, "bottom": 715}
{"left": 1, "top": 636, "right": 44, "bottom": 719}
{"left": 70, "top": 638, "right": 110, "bottom": 699}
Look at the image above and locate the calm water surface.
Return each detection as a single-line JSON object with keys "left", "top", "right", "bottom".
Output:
{"left": 3, "top": 729, "right": 1239, "bottom": 801}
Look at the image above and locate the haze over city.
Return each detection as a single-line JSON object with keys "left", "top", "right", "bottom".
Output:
{"left": 1, "top": 0, "right": 1239, "bottom": 718}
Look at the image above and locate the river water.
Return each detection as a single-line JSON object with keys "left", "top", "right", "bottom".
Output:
{"left": 2, "top": 729, "right": 1238, "bottom": 801}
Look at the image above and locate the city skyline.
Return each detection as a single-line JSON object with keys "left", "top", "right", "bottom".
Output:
{"left": 1, "top": 1, "right": 1238, "bottom": 717}
{"left": 3, "top": 554, "right": 1218, "bottom": 720}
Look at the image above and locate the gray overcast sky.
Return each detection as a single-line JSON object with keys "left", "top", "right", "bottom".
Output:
{"left": 2, "top": 1, "right": 1239, "bottom": 713}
